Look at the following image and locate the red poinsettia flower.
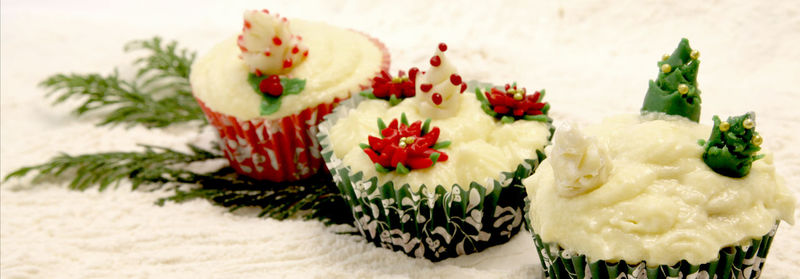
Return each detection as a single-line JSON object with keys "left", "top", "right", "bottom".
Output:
{"left": 484, "top": 84, "right": 546, "bottom": 117}
{"left": 371, "top": 68, "right": 419, "bottom": 100}
{"left": 362, "top": 115, "right": 449, "bottom": 174}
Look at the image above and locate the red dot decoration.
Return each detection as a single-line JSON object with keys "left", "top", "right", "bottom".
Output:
{"left": 432, "top": 93, "right": 443, "bottom": 105}
{"left": 430, "top": 55, "right": 441, "bottom": 67}
{"left": 420, "top": 83, "right": 433, "bottom": 92}
{"left": 449, "top": 74, "right": 462, "bottom": 85}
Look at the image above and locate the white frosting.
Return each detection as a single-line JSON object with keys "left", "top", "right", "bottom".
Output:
{"left": 414, "top": 45, "right": 464, "bottom": 119}
{"left": 329, "top": 96, "right": 550, "bottom": 191}
{"left": 523, "top": 113, "right": 796, "bottom": 265}
{"left": 238, "top": 10, "right": 308, "bottom": 75}
{"left": 549, "top": 122, "right": 612, "bottom": 197}
{"left": 191, "top": 20, "right": 384, "bottom": 120}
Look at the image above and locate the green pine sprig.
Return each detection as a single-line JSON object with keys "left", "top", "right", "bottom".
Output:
{"left": 156, "top": 168, "right": 353, "bottom": 225}
{"left": 40, "top": 37, "right": 206, "bottom": 128}
{"left": 3, "top": 144, "right": 352, "bottom": 225}
{"left": 3, "top": 144, "right": 220, "bottom": 191}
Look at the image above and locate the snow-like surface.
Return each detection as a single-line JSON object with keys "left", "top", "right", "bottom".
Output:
{"left": 1, "top": 0, "right": 798, "bottom": 278}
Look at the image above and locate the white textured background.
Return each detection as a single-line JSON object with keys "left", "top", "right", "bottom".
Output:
{"left": 1, "top": 0, "right": 798, "bottom": 278}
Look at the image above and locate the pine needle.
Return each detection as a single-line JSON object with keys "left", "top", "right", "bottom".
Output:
{"left": 4, "top": 144, "right": 352, "bottom": 225}
{"left": 157, "top": 169, "right": 353, "bottom": 225}
{"left": 40, "top": 37, "right": 205, "bottom": 128}
{"left": 3, "top": 144, "right": 219, "bottom": 191}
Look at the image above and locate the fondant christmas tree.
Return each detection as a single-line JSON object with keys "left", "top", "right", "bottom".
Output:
{"left": 641, "top": 38, "right": 702, "bottom": 122}
{"left": 701, "top": 112, "right": 763, "bottom": 177}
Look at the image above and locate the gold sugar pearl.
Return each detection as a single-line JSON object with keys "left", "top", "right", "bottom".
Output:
{"left": 752, "top": 134, "right": 763, "bottom": 146}
{"left": 661, "top": 64, "right": 672, "bottom": 73}
{"left": 743, "top": 119, "right": 755, "bottom": 129}
{"left": 508, "top": 89, "right": 516, "bottom": 94}
{"left": 719, "top": 121, "right": 731, "bottom": 132}
{"left": 399, "top": 141, "right": 407, "bottom": 148}
{"left": 678, "top": 84, "right": 689, "bottom": 95}
{"left": 392, "top": 77, "right": 403, "bottom": 83}
{"left": 405, "top": 136, "right": 415, "bottom": 144}
{"left": 690, "top": 50, "right": 700, "bottom": 60}
{"left": 513, "top": 93, "right": 523, "bottom": 100}
{"left": 662, "top": 54, "right": 670, "bottom": 61}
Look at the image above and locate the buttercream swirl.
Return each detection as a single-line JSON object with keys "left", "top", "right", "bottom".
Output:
{"left": 549, "top": 122, "right": 612, "bottom": 197}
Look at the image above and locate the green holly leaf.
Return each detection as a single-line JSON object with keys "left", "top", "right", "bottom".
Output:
{"left": 281, "top": 77, "right": 306, "bottom": 95}
{"left": 260, "top": 96, "right": 282, "bottom": 115}
{"left": 248, "top": 73, "right": 306, "bottom": 116}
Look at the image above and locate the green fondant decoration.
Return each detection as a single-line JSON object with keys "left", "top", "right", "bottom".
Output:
{"left": 359, "top": 88, "right": 377, "bottom": 99}
{"left": 641, "top": 38, "right": 702, "bottom": 122}
{"left": 702, "top": 112, "right": 762, "bottom": 178}
{"left": 388, "top": 95, "right": 401, "bottom": 106}
{"left": 377, "top": 117, "right": 386, "bottom": 133}
{"left": 421, "top": 118, "right": 432, "bottom": 134}
{"left": 358, "top": 88, "right": 403, "bottom": 106}
{"left": 432, "top": 140, "right": 451, "bottom": 150}
{"left": 395, "top": 163, "right": 410, "bottom": 174}
{"left": 429, "top": 152, "right": 440, "bottom": 166}
{"left": 374, "top": 163, "right": 389, "bottom": 173}
{"left": 247, "top": 73, "right": 306, "bottom": 116}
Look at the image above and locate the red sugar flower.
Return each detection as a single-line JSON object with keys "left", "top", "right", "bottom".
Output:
{"left": 478, "top": 83, "right": 550, "bottom": 123}
{"left": 362, "top": 113, "right": 449, "bottom": 174}
{"left": 363, "top": 68, "right": 420, "bottom": 105}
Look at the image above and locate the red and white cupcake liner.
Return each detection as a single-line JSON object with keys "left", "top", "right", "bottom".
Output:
{"left": 195, "top": 32, "right": 390, "bottom": 182}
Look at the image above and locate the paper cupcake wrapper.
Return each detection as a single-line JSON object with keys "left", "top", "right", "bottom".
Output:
{"left": 317, "top": 94, "right": 551, "bottom": 261}
{"left": 524, "top": 199, "right": 779, "bottom": 279}
{"left": 195, "top": 32, "right": 390, "bottom": 182}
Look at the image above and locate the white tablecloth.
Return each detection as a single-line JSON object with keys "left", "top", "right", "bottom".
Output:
{"left": 2, "top": 1, "right": 798, "bottom": 278}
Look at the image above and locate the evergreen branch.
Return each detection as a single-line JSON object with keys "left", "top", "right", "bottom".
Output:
{"left": 39, "top": 37, "right": 206, "bottom": 128}
{"left": 4, "top": 143, "right": 353, "bottom": 225}
{"left": 3, "top": 144, "right": 220, "bottom": 191}
{"left": 157, "top": 169, "right": 353, "bottom": 225}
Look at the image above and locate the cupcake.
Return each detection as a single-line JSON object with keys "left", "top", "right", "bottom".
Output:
{"left": 190, "top": 9, "right": 390, "bottom": 181}
{"left": 317, "top": 43, "right": 554, "bottom": 261}
{"left": 523, "top": 39, "right": 795, "bottom": 278}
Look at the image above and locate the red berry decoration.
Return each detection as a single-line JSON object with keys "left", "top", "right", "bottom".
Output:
{"left": 259, "top": 75, "right": 284, "bottom": 97}
{"left": 479, "top": 83, "right": 549, "bottom": 123}
{"left": 420, "top": 83, "right": 433, "bottom": 92}
{"left": 431, "top": 93, "right": 443, "bottom": 105}
{"left": 362, "top": 114, "right": 450, "bottom": 174}
{"left": 367, "top": 69, "right": 417, "bottom": 105}
{"left": 430, "top": 55, "right": 441, "bottom": 67}
{"left": 449, "top": 74, "right": 461, "bottom": 85}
